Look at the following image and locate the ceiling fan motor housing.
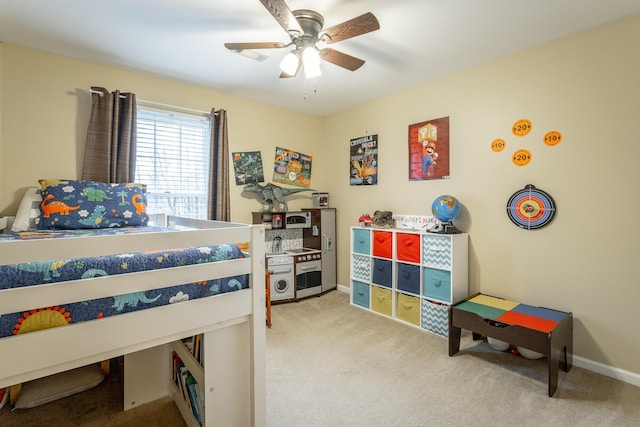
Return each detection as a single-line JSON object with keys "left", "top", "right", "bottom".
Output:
{"left": 292, "top": 9, "right": 324, "bottom": 48}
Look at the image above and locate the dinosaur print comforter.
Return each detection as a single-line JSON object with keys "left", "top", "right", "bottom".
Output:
{"left": 0, "top": 227, "right": 248, "bottom": 339}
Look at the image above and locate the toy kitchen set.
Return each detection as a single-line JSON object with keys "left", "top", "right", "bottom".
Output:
{"left": 253, "top": 206, "right": 336, "bottom": 304}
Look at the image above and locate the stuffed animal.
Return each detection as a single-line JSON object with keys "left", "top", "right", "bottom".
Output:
{"left": 372, "top": 211, "right": 394, "bottom": 228}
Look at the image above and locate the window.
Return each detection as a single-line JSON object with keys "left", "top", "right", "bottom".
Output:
{"left": 135, "top": 107, "right": 210, "bottom": 219}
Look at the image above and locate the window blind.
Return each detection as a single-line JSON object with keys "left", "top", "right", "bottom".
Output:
{"left": 135, "top": 108, "right": 210, "bottom": 219}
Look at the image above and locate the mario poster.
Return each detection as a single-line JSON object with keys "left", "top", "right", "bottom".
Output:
{"left": 408, "top": 117, "right": 450, "bottom": 181}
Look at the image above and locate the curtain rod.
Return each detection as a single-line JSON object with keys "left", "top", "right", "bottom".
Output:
{"left": 88, "top": 88, "right": 213, "bottom": 117}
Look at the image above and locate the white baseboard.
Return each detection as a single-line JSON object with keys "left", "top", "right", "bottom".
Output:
{"left": 573, "top": 355, "right": 640, "bottom": 387}
{"left": 336, "top": 283, "right": 640, "bottom": 388}
{"left": 336, "top": 284, "right": 350, "bottom": 294}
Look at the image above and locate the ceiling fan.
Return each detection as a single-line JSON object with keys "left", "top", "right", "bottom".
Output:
{"left": 224, "top": 0, "right": 380, "bottom": 79}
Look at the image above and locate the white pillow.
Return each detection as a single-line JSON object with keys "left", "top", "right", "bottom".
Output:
{"left": 11, "top": 187, "right": 42, "bottom": 232}
{"left": 13, "top": 364, "right": 105, "bottom": 409}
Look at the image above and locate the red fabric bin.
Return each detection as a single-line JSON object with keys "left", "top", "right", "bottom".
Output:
{"left": 372, "top": 230, "right": 393, "bottom": 259}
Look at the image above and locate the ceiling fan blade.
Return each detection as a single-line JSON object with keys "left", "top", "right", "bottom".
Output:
{"left": 321, "top": 12, "right": 380, "bottom": 43}
{"left": 225, "top": 42, "right": 287, "bottom": 50}
{"left": 320, "top": 48, "right": 365, "bottom": 71}
{"left": 259, "top": 0, "right": 303, "bottom": 34}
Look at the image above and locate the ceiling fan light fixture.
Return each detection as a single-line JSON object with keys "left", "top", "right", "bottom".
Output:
{"left": 302, "top": 46, "right": 321, "bottom": 67}
{"left": 302, "top": 46, "right": 321, "bottom": 78}
{"left": 303, "top": 60, "right": 322, "bottom": 79}
{"left": 280, "top": 50, "right": 300, "bottom": 76}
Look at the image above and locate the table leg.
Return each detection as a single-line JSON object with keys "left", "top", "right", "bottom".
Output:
{"left": 449, "top": 325, "right": 461, "bottom": 356}
{"left": 548, "top": 314, "right": 573, "bottom": 396}
{"left": 548, "top": 346, "right": 560, "bottom": 397}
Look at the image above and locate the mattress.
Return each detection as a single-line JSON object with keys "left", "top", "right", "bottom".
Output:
{"left": 0, "top": 227, "right": 249, "bottom": 339}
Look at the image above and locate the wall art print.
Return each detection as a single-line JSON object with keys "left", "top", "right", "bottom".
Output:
{"left": 408, "top": 116, "right": 450, "bottom": 181}
{"left": 350, "top": 134, "right": 378, "bottom": 186}
{"left": 232, "top": 151, "right": 265, "bottom": 185}
{"left": 273, "top": 147, "right": 312, "bottom": 188}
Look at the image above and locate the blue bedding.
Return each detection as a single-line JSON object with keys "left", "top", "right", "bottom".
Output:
{"left": 0, "top": 227, "right": 249, "bottom": 339}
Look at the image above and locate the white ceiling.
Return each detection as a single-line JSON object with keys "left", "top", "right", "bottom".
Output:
{"left": 1, "top": 0, "right": 639, "bottom": 116}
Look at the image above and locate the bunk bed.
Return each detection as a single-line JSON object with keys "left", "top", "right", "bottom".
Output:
{"left": 0, "top": 214, "right": 266, "bottom": 426}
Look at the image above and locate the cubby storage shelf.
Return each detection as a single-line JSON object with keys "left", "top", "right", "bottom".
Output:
{"left": 170, "top": 339, "right": 204, "bottom": 427}
{"left": 350, "top": 226, "right": 468, "bottom": 337}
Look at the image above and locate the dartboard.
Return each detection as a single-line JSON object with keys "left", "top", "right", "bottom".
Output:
{"left": 506, "top": 184, "right": 556, "bottom": 230}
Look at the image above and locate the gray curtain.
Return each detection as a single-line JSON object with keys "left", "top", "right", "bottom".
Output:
{"left": 82, "top": 87, "right": 137, "bottom": 183}
{"left": 207, "top": 108, "right": 230, "bottom": 221}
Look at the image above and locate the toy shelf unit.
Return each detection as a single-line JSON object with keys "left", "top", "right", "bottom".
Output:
{"left": 350, "top": 226, "right": 468, "bottom": 337}
{"left": 169, "top": 321, "right": 251, "bottom": 427}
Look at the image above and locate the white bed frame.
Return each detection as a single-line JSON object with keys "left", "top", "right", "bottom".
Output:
{"left": 0, "top": 215, "right": 266, "bottom": 426}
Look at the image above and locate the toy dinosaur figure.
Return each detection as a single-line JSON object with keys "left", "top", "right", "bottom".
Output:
{"left": 242, "top": 183, "right": 314, "bottom": 212}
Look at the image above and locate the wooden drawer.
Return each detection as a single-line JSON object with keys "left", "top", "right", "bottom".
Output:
{"left": 352, "top": 229, "right": 371, "bottom": 254}
{"left": 421, "top": 298, "right": 449, "bottom": 337}
{"left": 396, "top": 262, "right": 420, "bottom": 295}
{"left": 352, "top": 281, "right": 370, "bottom": 309}
{"left": 396, "top": 232, "right": 421, "bottom": 263}
{"left": 371, "top": 286, "right": 392, "bottom": 316}
{"left": 396, "top": 293, "right": 420, "bottom": 326}
{"left": 352, "top": 255, "right": 371, "bottom": 281}
{"left": 423, "top": 267, "right": 451, "bottom": 302}
{"left": 372, "top": 230, "right": 393, "bottom": 259}
{"left": 372, "top": 258, "right": 392, "bottom": 288}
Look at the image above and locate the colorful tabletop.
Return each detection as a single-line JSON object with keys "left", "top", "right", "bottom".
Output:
{"left": 453, "top": 294, "right": 569, "bottom": 333}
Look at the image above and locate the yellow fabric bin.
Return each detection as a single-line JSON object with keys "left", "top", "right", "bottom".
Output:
{"left": 396, "top": 292, "right": 420, "bottom": 326}
{"left": 371, "top": 285, "right": 392, "bottom": 317}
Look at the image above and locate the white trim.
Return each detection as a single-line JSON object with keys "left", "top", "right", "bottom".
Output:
{"left": 573, "top": 355, "right": 640, "bottom": 387}
{"left": 337, "top": 284, "right": 350, "bottom": 294}
{"left": 137, "top": 99, "right": 210, "bottom": 118}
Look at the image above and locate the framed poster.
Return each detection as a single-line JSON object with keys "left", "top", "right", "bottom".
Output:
{"left": 350, "top": 134, "right": 378, "bottom": 186}
{"left": 408, "top": 117, "right": 450, "bottom": 180}
{"left": 273, "top": 147, "right": 312, "bottom": 188}
{"left": 232, "top": 151, "right": 264, "bottom": 185}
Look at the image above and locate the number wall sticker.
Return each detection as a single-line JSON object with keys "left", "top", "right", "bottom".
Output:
{"left": 490, "top": 118, "right": 562, "bottom": 167}
{"left": 512, "top": 149, "right": 532, "bottom": 167}
{"left": 512, "top": 119, "right": 532, "bottom": 137}
{"left": 544, "top": 130, "right": 562, "bottom": 146}
{"left": 491, "top": 138, "right": 506, "bottom": 152}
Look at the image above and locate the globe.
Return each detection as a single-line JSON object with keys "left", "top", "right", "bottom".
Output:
{"left": 431, "top": 195, "right": 461, "bottom": 223}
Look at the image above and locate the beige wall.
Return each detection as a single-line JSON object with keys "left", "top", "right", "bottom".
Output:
{"left": 0, "top": 44, "right": 324, "bottom": 223}
{"left": 325, "top": 14, "right": 640, "bottom": 377}
{"left": 1, "top": 13, "right": 639, "bottom": 381}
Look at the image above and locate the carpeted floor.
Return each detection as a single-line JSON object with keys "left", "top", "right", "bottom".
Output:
{"left": 0, "top": 356, "right": 185, "bottom": 427}
{"left": 266, "top": 291, "right": 640, "bottom": 426}
{"left": 2, "top": 290, "right": 640, "bottom": 426}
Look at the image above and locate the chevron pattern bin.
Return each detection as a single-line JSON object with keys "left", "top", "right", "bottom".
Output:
{"left": 421, "top": 298, "right": 450, "bottom": 337}
{"left": 423, "top": 235, "right": 453, "bottom": 269}
{"left": 352, "top": 255, "right": 370, "bottom": 281}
